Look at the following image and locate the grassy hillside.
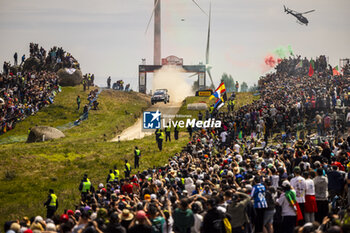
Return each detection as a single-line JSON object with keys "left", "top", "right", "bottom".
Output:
{"left": 0, "top": 86, "right": 84, "bottom": 142}
{"left": 0, "top": 90, "right": 257, "bottom": 226}
{"left": 176, "top": 92, "right": 260, "bottom": 120}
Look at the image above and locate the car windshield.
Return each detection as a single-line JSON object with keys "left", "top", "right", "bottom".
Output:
{"left": 154, "top": 91, "right": 164, "bottom": 95}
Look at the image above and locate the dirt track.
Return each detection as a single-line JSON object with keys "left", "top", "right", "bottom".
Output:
{"left": 111, "top": 101, "right": 182, "bottom": 142}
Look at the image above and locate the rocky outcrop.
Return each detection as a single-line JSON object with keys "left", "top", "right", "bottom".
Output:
{"left": 27, "top": 126, "right": 65, "bottom": 143}
{"left": 57, "top": 68, "right": 83, "bottom": 86}
{"left": 22, "top": 57, "right": 41, "bottom": 71}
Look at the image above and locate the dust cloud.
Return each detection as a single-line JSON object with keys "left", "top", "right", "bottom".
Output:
{"left": 152, "top": 65, "right": 193, "bottom": 102}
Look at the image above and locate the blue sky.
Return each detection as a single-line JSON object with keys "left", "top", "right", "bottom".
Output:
{"left": 0, "top": 0, "right": 349, "bottom": 90}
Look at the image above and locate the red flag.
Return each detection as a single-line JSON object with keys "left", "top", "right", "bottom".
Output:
{"left": 308, "top": 63, "right": 314, "bottom": 77}
{"left": 333, "top": 68, "right": 340, "bottom": 76}
{"left": 295, "top": 202, "right": 304, "bottom": 223}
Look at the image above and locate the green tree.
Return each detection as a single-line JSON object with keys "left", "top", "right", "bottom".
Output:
{"left": 220, "top": 73, "right": 235, "bottom": 92}
{"left": 240, "top": 82, "right": 248, "bottom": 92}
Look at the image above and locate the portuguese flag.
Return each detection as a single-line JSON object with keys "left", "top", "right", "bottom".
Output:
{"left": 308, "top": 63, "right": 314, "bottom": 77}
{"left": 333, "top": 65, "right": 340, "bottom": 76}
{"left": 285, "top": 190, "right": 303, "bottom": 223}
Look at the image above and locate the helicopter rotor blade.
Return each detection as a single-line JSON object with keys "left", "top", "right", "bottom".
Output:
{"left": 191, "top": 0, "right": 208, "bottom": 16}
{"left": 301, "top": 10, "right": 315, "bottom": 14}
{"left": 145, "top": 0, "right": 160, "bottom": 34}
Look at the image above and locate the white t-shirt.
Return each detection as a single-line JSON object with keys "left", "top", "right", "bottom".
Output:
{"left": 220, "top": 131, "right": 228, "bottom": 143}
{"left": 277, "top": 192, "right": 297, "bottom": 217}
{"left": 234, "top": 144, "right": 240, "bottom": 153}
{"left": 290, "top": 176, "right": 306, "bottom": 203}
{"left": 191, "top": 213, "right": 203, "bottom": 233}
{"left": 162, "top": 216, "right": 174, "bottom": 233}
{"left": 305, "top": 178, "right": 315, "bottom": 195}
{"left": 271, "top": 175, "right": 280, "bottom": 188}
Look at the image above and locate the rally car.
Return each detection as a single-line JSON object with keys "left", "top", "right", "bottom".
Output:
{"left": 151, "top": 89, "right": 170, "bottom": 105}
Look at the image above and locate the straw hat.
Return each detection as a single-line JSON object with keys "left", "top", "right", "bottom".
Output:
{"left": 119, "top": 209, "right": 134, "bottom": 221}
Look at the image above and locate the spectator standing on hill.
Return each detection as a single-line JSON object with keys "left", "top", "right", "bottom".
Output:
{"left": 314, "top": 168, "right": 329, "bottom": 223}
{"left": 327, "top": 165, "right": 345, "bottom": 198}
{"left": 43, "top": 189, "right": 58, "bottom": 219}
{"left": 14, "top": 52, "right": 18, "bottom": 66}
{"left": 83, "top": 104, "right": 89, "bottom": 120}
{"left": 251, "top": 177, "right": 268, "bottom": 233}
{"left": 276, "top": 181, "right": 297, "bottom": 233}
{"left": 201, "top": 197, "right": 226, "bottom": 233}
{"left": 129, "top": 210, "right": 152, "bottom": 233}
{"left": 107, "top": 76, "right": 111, "bottom": 89}
{"left": 226, "top": 190, "right": 251, "bottom": 233}
{"left": 173, "top": 198, "right": 194, "bottom": 233}
{"left": 105, "top": 212, "right": 127, "bottom": 233}
{"left": 21, "top": 54, "right": 25, "bottom": 65}
{"left": 290, "top": 166, "right": 306, "bottom": 225}
{"left": 83, "top": 79, "right": 87, "bottom": 91}
{"left": 76, "top": 95, "right": 81, "bottom": 110}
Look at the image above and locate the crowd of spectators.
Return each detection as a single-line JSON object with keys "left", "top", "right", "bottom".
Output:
{"left": 82, "top": 74, "right": 95, "bottom": 91}
{"left": 29, "top": 43, "right": 80, "bottom": 71}
{"left": 0, "top": 43, "right": 81, "bottom": 135}
{"left": 112, "top": 80, "right": 131, "bottom": 91}
{"left": 3, "top": 55, "right": 350, "bottom": 233}
{"left": 0, "top": 71, "right": 59, "bottom": 134}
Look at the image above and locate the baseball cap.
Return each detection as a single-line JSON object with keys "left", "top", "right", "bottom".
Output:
{"left": 144, "top": 194, "right": 151, "bottom": 201}
{"left": 60, "top": 214, "right": 69, "bottom": 222}
{"left": 136, "top": 210, "right": 146, "bottom": 220}
{"left": 66, "top": 210, "right": 74, "bottom": 216}
{"left": 282, "top": 180, "right": 290, "bottom": 188}
{"left": 293, "top": 166, "right": 301, "bottom": 173}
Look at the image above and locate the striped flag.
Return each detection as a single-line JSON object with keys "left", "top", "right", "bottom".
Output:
{"left": 210, "top": 82, "right": 226, "bottom": 100}
{"left": 213, "top": 92, "right": 227, "bottom": 110}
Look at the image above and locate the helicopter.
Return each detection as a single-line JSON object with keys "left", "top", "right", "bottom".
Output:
{"left": 284, "top": 5, "right": 315, "bottom": 25}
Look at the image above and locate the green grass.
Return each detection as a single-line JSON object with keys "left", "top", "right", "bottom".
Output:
{"left": 0, "top": 90, "right": 257, "bottom": 226}
{"left": 176, "top": 92, "right": 260, "bottom": 120}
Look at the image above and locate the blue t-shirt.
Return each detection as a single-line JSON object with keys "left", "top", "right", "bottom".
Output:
{"left": 251, "top": 183, "right": 268, "bottom": 209}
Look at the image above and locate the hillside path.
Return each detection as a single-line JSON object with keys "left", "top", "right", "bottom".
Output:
{"left": 111, "top": 101, "right": 182, "bottom": 141}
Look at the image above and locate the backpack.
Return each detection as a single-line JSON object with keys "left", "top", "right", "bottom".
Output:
{"left": 212, "top": 217, "right": 232, "bottom": 233}
{"left": 212, "top": 219, "right": 225, "bottom": 233}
